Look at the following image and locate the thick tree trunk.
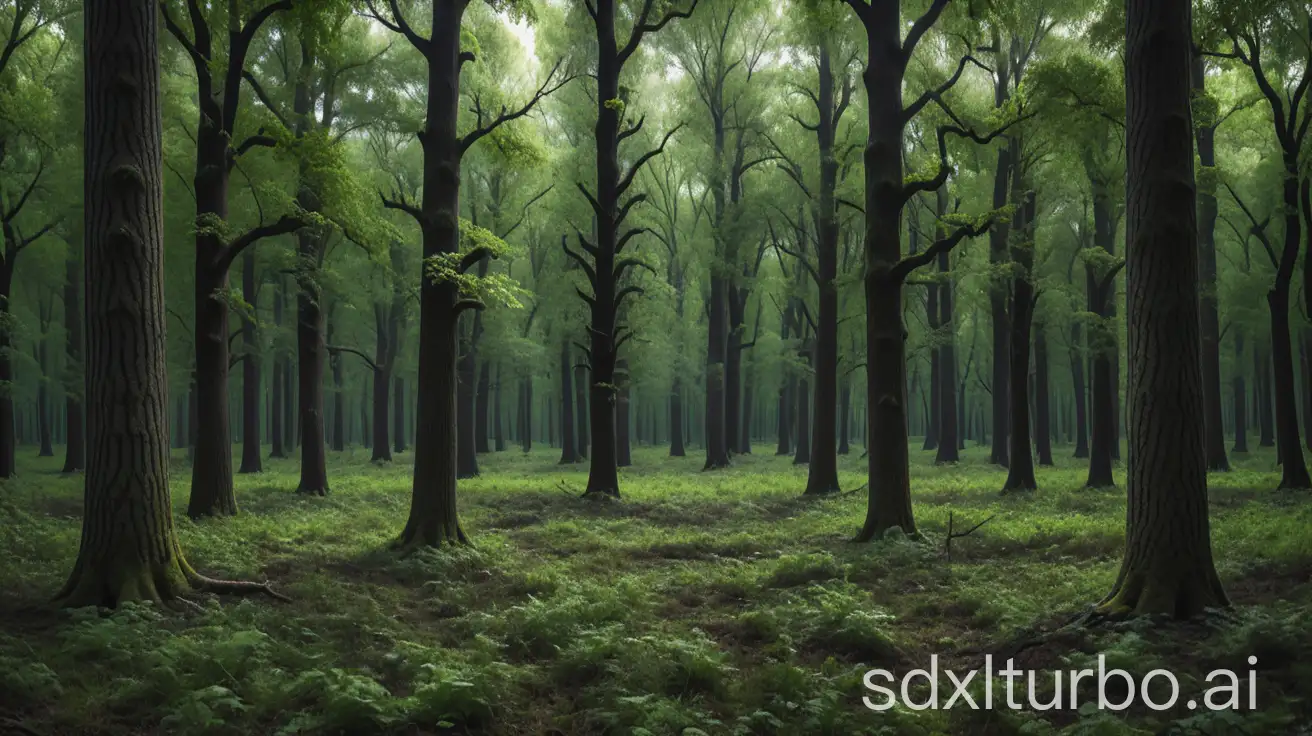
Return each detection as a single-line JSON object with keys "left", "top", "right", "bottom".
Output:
{"left": 1101, "top": 0, "right": 1228, "bottom": 616}
{"left": 399, "top": 4, "right": 474, "bottom": 547}
{"left": 1233, "top": 332, "right": 1248, "bottom": 452}
{"left": 558, "top": 340, "right": 579, "bottom": 463}
{"left": 1268, "top": 287, "right": 1312, "bottom": 487}
{"left": 726, "top": 289, "right": 744, "bottom": 457}
{"left": 1034, "top": 321, "right": 1053, "bottom": 465}
{"left": 295, "top": 228, "right": 329, "bottom": 495}
{"left": 62, "top": 4, "right": 209, "bottom": 606}
{"left": 239, "top": 249, "right": 262, "bottom": 473}
{"left": 62, "top": 244, "right": 85, "bottom": 472}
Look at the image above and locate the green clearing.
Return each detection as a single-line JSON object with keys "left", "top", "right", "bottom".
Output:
{"left": 2, "top": 445, "right": 1310, "bottom": 735}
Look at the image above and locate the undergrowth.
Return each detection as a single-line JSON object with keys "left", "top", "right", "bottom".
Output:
{"left": 1, "top": 443, "right": 1309, "bottom": 735}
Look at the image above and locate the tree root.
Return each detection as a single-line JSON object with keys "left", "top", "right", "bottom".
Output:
{"left": 185, "top": 572, "right": 290, "bottom": 603}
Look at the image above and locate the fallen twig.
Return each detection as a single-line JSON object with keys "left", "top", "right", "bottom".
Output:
{"left": 944, "top": 511, "right": 995, "bottom": 562}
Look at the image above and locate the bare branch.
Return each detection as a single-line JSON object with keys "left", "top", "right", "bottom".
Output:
{"left": 892, "top": 218, "right": 992, "bottom": 282}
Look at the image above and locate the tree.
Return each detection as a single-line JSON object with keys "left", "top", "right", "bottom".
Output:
{"left": 1099, "top": 0, "right": 1227, "bottom": 617}
{"left": 841, "top": 0, "right": 1012, "bottom": 541}
{"left": 366, "top": 0, "right": 564, "bottom": 545}
{"left": 59, "top": 0, "right": 280, "bottom": 607}
{"left": 61, "top": 237, "right": 84, "bottom": 472}
{"left": 161, "top": 0, "right": 305, "bottom": 517}
{"left": 568, "top": 0, "right": 696, "bottom": 497}
{"left": 1206, "top": 2, "right": 1312, "bottom": 489}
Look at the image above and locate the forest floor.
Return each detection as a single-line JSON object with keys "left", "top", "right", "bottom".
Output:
{"left": 1, "top": 443, "right": 1310, "bottom": 736}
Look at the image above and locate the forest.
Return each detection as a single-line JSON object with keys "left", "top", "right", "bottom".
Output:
{"left": 1, "top": 0, "right": 1311, "bottom": 733}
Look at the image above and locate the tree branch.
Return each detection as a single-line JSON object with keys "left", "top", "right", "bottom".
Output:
{"left": 892, "top": 218, "right": 992, "bottom": 282}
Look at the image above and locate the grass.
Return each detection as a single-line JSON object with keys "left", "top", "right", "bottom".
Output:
{"left": 1, "top": 441, "right": 1310, "bottom": 735}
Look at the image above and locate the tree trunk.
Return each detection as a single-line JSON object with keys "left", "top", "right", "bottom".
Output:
{"left": 295, "top": 227, "right": 329, "bottom": 495}
{"left": 36, "top": 299, "right": 53, "bottom": 458}
{"left": 838, "top": 381, "right": 851, "bottom": 455}
{"left": 1255, "top": 340, "right": 1273, "bottom": 447}
{"left": 558, "top": 340, "right": 579, "bottom": 463}
{"left": 775, "top": 301, "right": 793, "bottom": 456}
{"left": 475, "top": 359, "right": 490, "bottom": 453}
{"left": 239, "top": 249, "right": 262, "bottom": 473}
{"left": 794, "top": 345, "right": 811, "bottom": 465}
{"left": 934, "top": 192, "right": 960, "bottom": 464}
{"left": 1233, "top": 332, "right": 1248, "bottom": 452}
{"left": 270, "top": 276, "right": 286, "bottom": 459}
{"left": 1003, "top": 181, "right": 1038, "bottom": 492}
{"left": 329, "top": 312, "right": 345, "bottom": 453}
{"left": 62, "top": 3, "right": 205, "bottom": 605}
{"left": 371, "top": 304, "right": 392, "bottom": 462}
{"left": 704, "top": 275, "right": 730, "bottom": 469}
{"left": 1191, "top": 55, "right": 1229, "bottom": 472}
{"left": 1100, "top": 0, "right": 1228, "bottom": 616}
{"left": 726, "top": 288, "right": 744, "bottom": 457}
{"left": 1034, "top": 320, "right": 1053, "bottom": 465}
{"left": 923, "top": 280, "right": 940, "bottom": 452}
{"left": 1071, "top": 321, "right": 1089, "bottom": 458}
{"left": 989, "top": 142, "right": 1013, "bottom": 468}
{"left": 1268, "top": 286, "right": 1312, "bottom": 487}
{"left": 669, "top": 374, "right": 685, "bottom": 457}
{"left": 456, "top": 320, "right": 479, "bottom": 476}
{"left": 62, "top": 242, "right": 85, "bottom": 472}
{"left": 393, "top": 375, "right": 406, "bottom": 453}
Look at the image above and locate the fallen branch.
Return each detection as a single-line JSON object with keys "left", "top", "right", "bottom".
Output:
{"left": 944, "top": 511, "right": 995, "bottom": 562}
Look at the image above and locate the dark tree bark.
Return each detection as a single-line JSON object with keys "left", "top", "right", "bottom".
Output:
{"left": 393, "top": 375, "right": 406, "bottom": 453}
{"left": 328, "top": 308, "right": 345, "bottom": 453}
{"left": 270, "top": 275, "right": 286, "bottom": 459}
{"left": 775, "top": 300, "right": 793, "bottom": 456}
{"left": 558, "top": 341, "right": 579, "bottom": 463}
{"left": 838, "top": 381, "right": 851, "bottom": 455}
{"left": 163, "top": 0, "right": 299, "bottom": 518}
{"left": 1191, "top": 54, "right": 1229, "bottom": 472}
{"left": 704, "top": 272, "right": 730, "bottom": 469}
{"left": 368, "top": 0, "right": 561, "bottom": 546}
{"left": 1100, "top": 0, "right": 1228, "bottom": 616}
{"left": 456, "top": 320, "right": 479, "bottom": 477}
{"left": 669, "top": 375, "right": 686, "bottom": 457}
{"left": 35, "top": 292, "right": 54, "bottom": 457}
{"left": 1257, "top": 339, "right": 1274, "bottom": 447}
{"left": 1085, "top": 188, "right": 1121, "bottom": 488}
{"left": 1034, "top": 320, "right": 1053, "bottom": 465}
{"left": 923, "top": 267, "right": 940, "bottom": 452}
{"left": 1233, "top": 332, "right": 1248, "bottom": 452}
{"left": 934, "top": 189, "right": 960, "bottom": 464}
{"left": 794, "top": 340, "right": 811, "bottom": 465}
{"left": 62, "top": 241, "right": 85, "bottom": 472}
{"left": 566, "top": 0, "right": 692, "bottom": 496}
{"left": 475, "top": 358, "right": 490, "bottom": 453}
{"left": 988, "top": 145, "right": 1012, "bottom": 468}
{"left": 1070, "top": 320, "right": 1089, "bottom": 459}
{"left": 295, "top": 224, "right": 329, "bottom": 493}
{"left": 238, "top": 248, "right": 262, "bottom": 473}
{"left": 846, "top": 0, "right": 1004, "bottom": 540}
{"left": 62, "top": 1, "right": 280, "bottom": 606}
{"left": 1003, "top": 176, "right": 1038, "bottom": 492}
